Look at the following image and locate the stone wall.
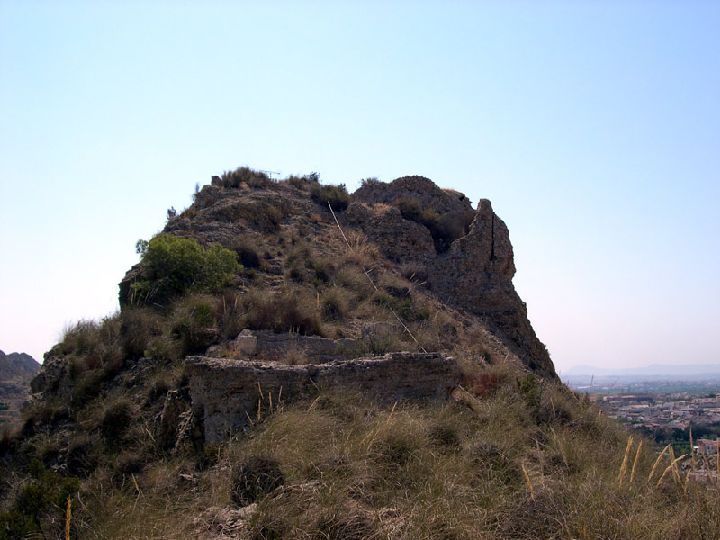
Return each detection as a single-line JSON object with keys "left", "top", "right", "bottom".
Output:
{"left": 187, "top": 352, "right": 461, "bottom": 443}
{"left": 207, "top": 329, "right": 365, "bottom": 363}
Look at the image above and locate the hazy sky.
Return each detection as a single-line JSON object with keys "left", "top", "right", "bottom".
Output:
{"left": 1, "top": 1, "right": 718, "bottom": 373}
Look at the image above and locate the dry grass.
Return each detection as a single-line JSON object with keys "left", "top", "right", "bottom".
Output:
{"left": 45, "top": 363, "right": 720, "bottom": 539}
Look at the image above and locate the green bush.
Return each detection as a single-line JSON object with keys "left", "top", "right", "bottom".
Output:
{"left": 129, "top": 234, "right": 240, "bottom": 306}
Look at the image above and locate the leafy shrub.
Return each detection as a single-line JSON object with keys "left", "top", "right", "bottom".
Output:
{"left": 311, "top": 183, "right": 349, "bottom": 211}
{"left": 230, "top": 456, "right": 285, "bottom": 506}
{"left": 129, "top": 234, "right": 239, "bottom": 306}
{"left": 220, "top": 166, "right": 273, "bottom": 188}
{"left": 0, "top": 465, "right": 80, "bottom": 538}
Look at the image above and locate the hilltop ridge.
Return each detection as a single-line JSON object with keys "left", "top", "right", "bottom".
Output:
{"left": 119, "top": 171, "right": 555, "bottom": 379}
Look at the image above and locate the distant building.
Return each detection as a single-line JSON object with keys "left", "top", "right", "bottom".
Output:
{"left": 698, "top": 439, "right": 720, "bottom": 456}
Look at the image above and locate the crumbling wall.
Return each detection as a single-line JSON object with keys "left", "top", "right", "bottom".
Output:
{"left": 187, "top": 352, "right": 461, "bottom": 443}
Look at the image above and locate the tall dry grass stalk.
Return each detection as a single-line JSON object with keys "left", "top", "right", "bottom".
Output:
{"left": 617, "top": 436, "right": 634, "bottom": 486}
{"left": 669, "top": 446, "right": 682, "bottom": 484}
{"left": 648, "top": 444, "right": 671, "bottom": 483}
{"left": 630, "top": 439, "right": 643, "bottom": 484}
{"left": 521, "top": 463, "right": 535, "bottom": 500}
{"left": 65, "top": 496, "right": 72, "bottom": 540}
{"left": 689, "top": 426, "right": 697, "bottom": 471}
{"left": 656, "top": 455, "right": 686, "bottom": 487}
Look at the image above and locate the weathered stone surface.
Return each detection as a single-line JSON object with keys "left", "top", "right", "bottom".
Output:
{"left": 207, "top": 329, "right": 365, "bottom": 363}
{"left": 345, "top": 202, "right": 436, "bottom": 264}
{"left": 187, "top": 352, "right": 461, "bottom": 443}
{"left": 355, "top": 176, "right": 473, "bottom": 216}
{"left": 427, "top": 199, "right": 554, "bottom": 377}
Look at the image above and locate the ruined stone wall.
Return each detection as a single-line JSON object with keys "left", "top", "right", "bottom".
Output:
{"left": 187, "top": 352, "right": 461, "bottom": 443}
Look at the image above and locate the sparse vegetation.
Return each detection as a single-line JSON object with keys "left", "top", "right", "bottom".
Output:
{"left": 311, "top": 183, "right": 350, "bottom": 211}
{"left": 242, "top": 287, "right": 323, "bottom": 336}
{"left": 220, "top": 166, "right": 273, "bottom": 189}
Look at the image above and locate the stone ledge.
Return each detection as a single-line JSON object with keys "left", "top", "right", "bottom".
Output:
{"left": 186, "top": 352, "right": 461, "bottom": 443}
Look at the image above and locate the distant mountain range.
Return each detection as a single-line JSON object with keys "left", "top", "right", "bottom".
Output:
{"left": 0, "top": 350, "right": 40, "bottom": 380}
{"left": 0, "top": 350, "right": 40, "bottom": 428}
{"left": 563, "top": 364, "right": 720, "bottom": 378}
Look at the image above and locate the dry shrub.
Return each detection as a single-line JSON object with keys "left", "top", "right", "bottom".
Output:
{"left": 280, "top": 344, "right": 310, "bottom": 366}
{"left": 120, "top": 307, "right": 163, "bottom": 359}
{"left": 311, "top": 183, "right": 349, "bottom": 211}
{"left": 220, "top": 166, "right": 273, "bottom": 189}
{"left": 230, "top": 239, "right": 262, "bottom": 269}
{"left": 67, "top": 434, "right": 99, "bottom": 477}
{"left": 170, "top": 294, "right": 219, "bottom": 355}
{"left": 101, "top": 399, "right": 134, "bottom": 446}
{"left": 343, "top": 230, "right": 379, "bottom": 267}
{"left": 58, "top": 315, "right": 124, "bottom": 376}
{"left": 242, "top": 287, "right": 322, "bottom": 336}
{"left": 336, "top": 266, "right": 373, "bottom": 295}
{"left": 230, "top": 456, "right": 284, "bottom": 506}
{"left": 320, "top": 287, "right": 351, "bottom": 321}
{"left": 316, "top": 501, "right": 379, "bottom": 540}
{"left": 285, "top": 172, "right": 320, "bottom": 190}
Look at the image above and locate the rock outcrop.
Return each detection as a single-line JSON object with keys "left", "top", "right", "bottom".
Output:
{"left": 0, "top": 350, "right": 40, "bottom": 427}
{"left": 352, "top": 178, "right": 554, "bottom": 377}
{"left": 428, "top": 199, "right": 554, "bottom": 376}
{"left": 187, "top": 352, "right": 461, "bottom": 443}
{"left": 117, "top": 172, "right": 556, "bottom": 378}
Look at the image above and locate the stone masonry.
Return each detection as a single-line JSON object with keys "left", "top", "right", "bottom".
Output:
{"left": 187, "top": 352, "right": 461, "bottom": 443}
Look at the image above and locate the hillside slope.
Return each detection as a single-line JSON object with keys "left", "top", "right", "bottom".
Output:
{"left": 1, "top": 169, "right": 717, "bottom": 539}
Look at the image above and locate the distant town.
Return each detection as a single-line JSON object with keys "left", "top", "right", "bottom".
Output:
{"left": 563, "top": 369, "right": 720, "bottom": 449}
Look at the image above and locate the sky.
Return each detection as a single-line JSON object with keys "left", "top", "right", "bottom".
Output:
{"left": 1, "top": 1, "right": 718, "bottom": 374}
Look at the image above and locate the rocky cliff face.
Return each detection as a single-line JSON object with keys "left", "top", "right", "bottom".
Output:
{"left": 0, "top": 350, "right": 40, "bottom": 428}
{"left": 351, "top": 177, "right": 554, "bottom": 377}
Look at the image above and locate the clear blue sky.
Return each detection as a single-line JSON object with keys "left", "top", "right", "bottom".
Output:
{"left": 1, "top": 1, "right": 718, "bottom": 373}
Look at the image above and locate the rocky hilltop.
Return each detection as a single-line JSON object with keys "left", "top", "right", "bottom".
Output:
{"left": 2, "top": 169, "right": 713, "bottom": 539}
{"left": 120, "top": 172, "right": 554, "bottom": 378}
{"left": 0, "top": 350, "right": 40, "bottom": 428}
